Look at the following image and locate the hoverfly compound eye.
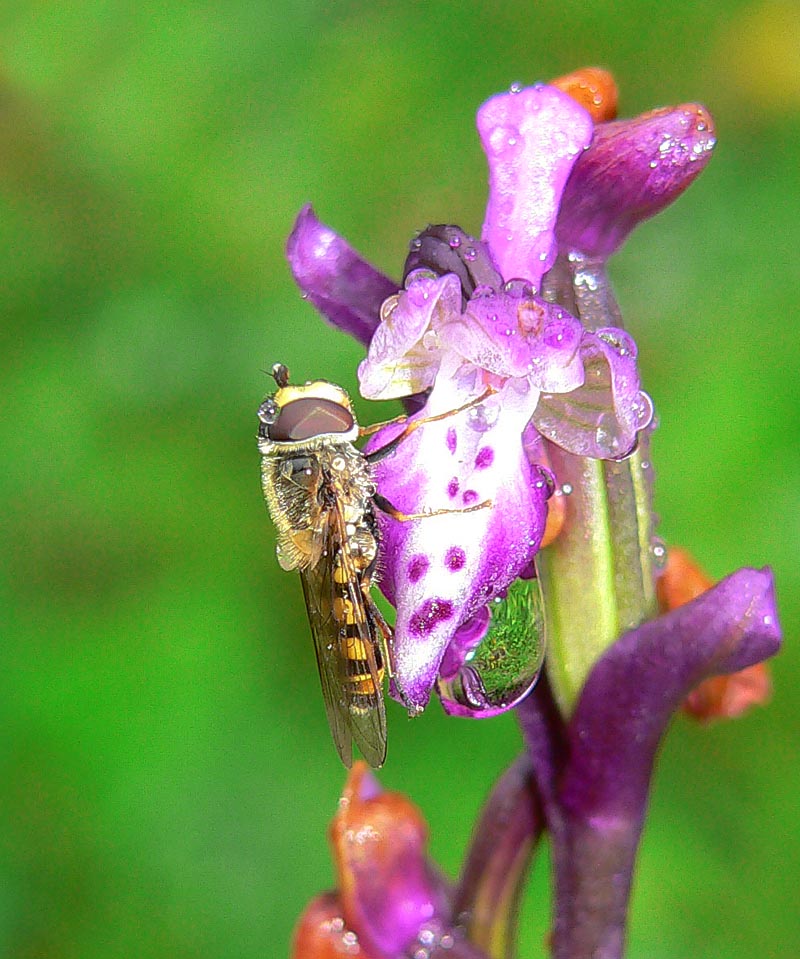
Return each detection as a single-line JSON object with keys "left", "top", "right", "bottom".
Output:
{"left": 257, "top": 398, "right": 280, "bottom": 425}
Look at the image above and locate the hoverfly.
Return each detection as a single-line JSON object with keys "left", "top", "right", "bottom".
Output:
{"left": 257, "top": 363, "right": 492, "bottom": 767}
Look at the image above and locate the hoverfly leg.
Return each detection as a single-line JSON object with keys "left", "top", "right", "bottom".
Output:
{"left": 372, "top": 491, "right": 492, "bottom": 521}
{"left": 364, "top": 591, "right": 395, "bottom": 680}
{"left": 358, "top": 413, "right": 407, "bottom": 438}
{"left": 365, "top": 385, "right": 498, "bottom": 464}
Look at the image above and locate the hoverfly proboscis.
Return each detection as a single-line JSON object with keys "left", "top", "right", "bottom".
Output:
{"left": 257, "top": 363, "right": 494, "bottom": 767}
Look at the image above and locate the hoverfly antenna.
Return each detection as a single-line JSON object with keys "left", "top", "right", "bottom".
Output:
{"left": 271, "top": 363, "right": 290, "bottom": 388}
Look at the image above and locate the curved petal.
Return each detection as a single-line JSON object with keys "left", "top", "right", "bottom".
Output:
{"left": 358, "top": 271, "right": 462, "bottom": 400}
{"left": 533, "top": 328, "right": 653, "bottom": 459}
{"left": 438, "top": 292, "right": 533, "bottom": 379}
{"left": 371, "top": 373, "right": 549, "bottom": 710}
{"left": 477, "top": 84, "right": 593, "bottom": 288}
{"left": 330, "top": 764, "right": 451, "bottom": 958}
{"left": 287, "top": 204, "right": 398, "bottom": 346}
{"left": 657, "top": 545, "right": 774, "bottom": 721}
{"left": 565, "top": 565, "right": 781, "bottom": 821}
{"left": 556, "top": 104, "right": 716, "bottom": 258}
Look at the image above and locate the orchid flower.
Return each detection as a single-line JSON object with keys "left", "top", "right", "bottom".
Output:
{"left": 284, "top": 67, "right": 782, "bottom": 959}
{"left": 289, "top": 82, "right": 657, "bottom": 712}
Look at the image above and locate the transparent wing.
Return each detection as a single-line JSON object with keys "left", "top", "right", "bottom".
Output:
{"left": 299, "top": 508, "right": 387, "bottom": 768}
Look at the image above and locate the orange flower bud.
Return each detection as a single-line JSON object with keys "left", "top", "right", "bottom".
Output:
{"left": 656, "top": 545, "right": 713, "bottom": 610}
{"left": 683, "top": 663, "right": 772, "bottom": 722}
{"left": 540, "top": 484, "right": 566, "bottom": 548}
{"left": 551, "top": 67, "right": 618, "bottom": 122}
{"left": 292, "top": 892, "right": 377, "bottom": 959}
{"left": 328, "top": 763, "right": 448, "bottom": 957}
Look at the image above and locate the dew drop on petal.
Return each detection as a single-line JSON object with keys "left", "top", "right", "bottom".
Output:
{"left": 633, "top": 390, "right": 655, "bottom": 428}
{"left": 594, "top": 412, "right": 626, "bottom": 458}
{"left": 503, "top": 278, "right": 534, "bottom": 297}
{"left": 466, "top": 403, "right": 499, "bottom": 433}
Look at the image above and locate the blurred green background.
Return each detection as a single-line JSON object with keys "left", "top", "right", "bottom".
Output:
{"left": 1, "top": 1, "right": 798, "bottom": 957}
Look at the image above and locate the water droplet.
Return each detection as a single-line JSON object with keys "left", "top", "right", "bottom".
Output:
{"left": 342, "top": 930, "right": 358, "bottom": 950}
{"left": 472, "top": 283, "right": 494, "bottom": 298}
{"left": 509, "top": 81, "right": 523, "bottom": 94}
{"left": 410, "top": 236, "right": 422, "bottom": 250}
{"left": 634, "top": 391, "right": 654, "bottom": 428}
{"left": 649, "top": 159, "right": 658, "bottom": 169}
{"left": 651, "top": 538, "right": 667, "bottom": 568}
{"left": 448, "top": 233, "right": 461, "bottom": 249}
{"left": 594, "top": 412, "right": 624, "bottom": 457}
{"left": 422, "top": 330, "right": 438, "bottom": 350}
{"left": 463, "top": 246, "right": 477, "bottom": 261}
{"left": 503, "top": 278, "right": 534, "bottom": 297}
{"left": 560, "top": 483, "right": 573, "bottom": 496}
{"left": 467, "top": 403, "right": 499, "bottom": 432}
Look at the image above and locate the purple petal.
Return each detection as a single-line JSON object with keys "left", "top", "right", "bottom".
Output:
{"left": 564, "top": 566, "right": 780, "bottom": 819}
{"left": 286, "top": 204, "right": 398, "bottom": 347}
{"left": 434, "top": 291, "right": 584, "bottom": 391}
{"left": 370, "top": 376, "right": 549, "bottom": 710}
{"left": 533, "top": 328, "right": 653, "bottom": 459}
{"left": 437, "top": 292, "right": 534, "bottom": 379}
{"left": 556, "top": 104, "right": 716, "bottom": 258}
{"left": 478, "top": 85, "right": 593, "bottom": 288}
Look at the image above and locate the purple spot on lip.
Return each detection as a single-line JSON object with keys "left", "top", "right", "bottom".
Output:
{"left": 446, "top": 428, "right": 457, "bottom": 454}
{"left": 407, "top": 555, "right": 429, "bottom": 583}
{"left": 463, "top": 489, "right": 479, "bottom": 505}
{"left": 445, "top": 547, "right": 466, "bottom": 571}
{"left": 474, "top": 446, "right": 494, "bottom": 469}
{"left": 409, "top": 598, "right": 455, "bottom": 637}
{"left": 447, "top": 478, "right": 459, "bottom": 498}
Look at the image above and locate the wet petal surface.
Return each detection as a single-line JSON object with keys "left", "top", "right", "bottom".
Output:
{"left": 287, "top": 205, "right": 398, "bottom": 346}
{"left": 478, "top": 85, "right": 593, "bottom": 288}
